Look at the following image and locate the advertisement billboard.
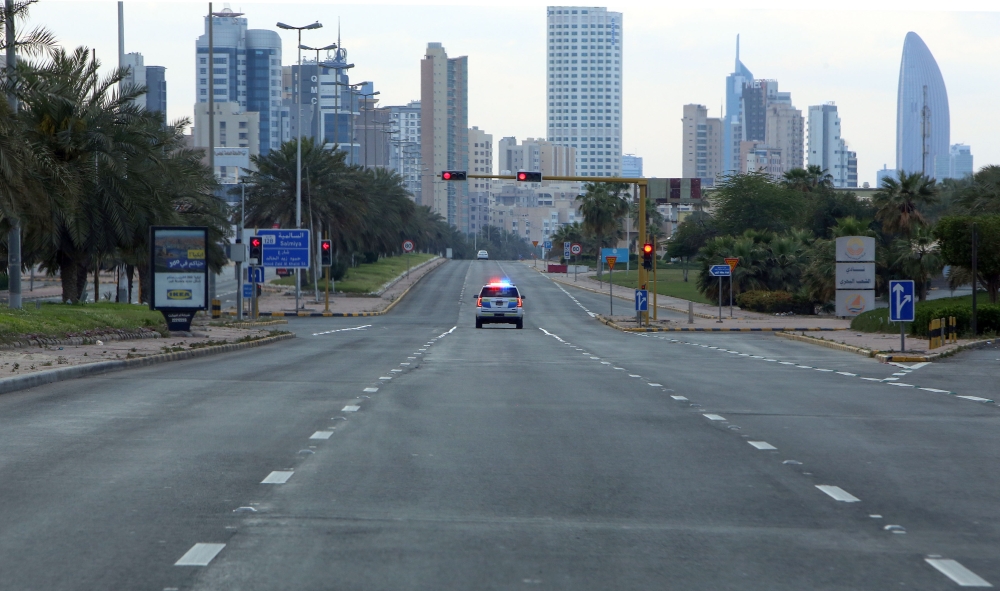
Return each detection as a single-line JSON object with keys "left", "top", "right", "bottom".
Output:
{"left": 150, "top": 227, "right": 209, "bottom": 330}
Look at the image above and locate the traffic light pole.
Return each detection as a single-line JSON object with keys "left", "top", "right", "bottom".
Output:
{"left": 652, "top": 234, "right": 658, "bottom": 322}
{"left": 324, "top": 265, "right": 330, "bottom": 313}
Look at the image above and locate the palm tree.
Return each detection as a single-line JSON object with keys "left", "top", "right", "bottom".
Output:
{"left": 893, "top": 225, "right": 942, "bottom": 302}
{"left": 957, "top": 164, "right": 1000, "bottom": 215}
{"left": 782, "top": 165, "right": 833, "bottom": 193}
{"left": 576, "top": 183, "right": 628, "bottom": 278}
{"left": 873, "top": 170, "right": 937, "bottom": 237}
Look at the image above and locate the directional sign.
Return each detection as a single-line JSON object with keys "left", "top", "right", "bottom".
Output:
{"left": 402, "top": 240, "right": 415, "bottom": 253}
{"left": 563, "top": 241, "right": 571, "bottom": 259}
{"left": 709, "top": 264, "right": 731, "bottom": 277}
{"left": 890, "top": 280, "right": 915, "bottom": 322}
{"left": 543, "top": 240, "right": 552, "bottom": 249}
{"left": 244, "top": 267, "right": 264, "bottom": 283}
{"left": 243, "top": 283, "right": 254, "bottom": 298}
{"left": 635, "top": 289, "right": 648, "bottom": 312}
{"left": 256, "top": 229, "right": 311, "bottom": 269}
{"left": 570, "top": 243, "right": 582, "bottom": 256}
{"left": 725, "top": 257, "right": 739, "bottom": 272}
{"left": 606, "top": 256, "right": 617, "bottom": 270}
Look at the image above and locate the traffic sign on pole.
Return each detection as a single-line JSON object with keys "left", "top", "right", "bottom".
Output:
{"left": 245, "top": 267, "right": 264, "bottom": 283}
{"left": 606, "top": 256, "right": 617, "bottom": 271}
{"left": 532, "top": 240, "right": 538, "bottom": 248}
{"left": 570, "top": 243, "right": 582, "bottom": 256}
{"left": 543, "top": 240, "right": 552, "bottom": 250}
{"left": 724, "top": 257, "right": 739, "bottom": 272}
{"left": 563, "top": 241, "right": 571, "bottom": 259}
{"left": 890, "top": 280, "right": 915, "bottom": 322}
{"left": 709, "top": 264, "right": 731, "bottom": 277}
{"left": 635, "top": 289, "right": 648, "bottom": 312}
{"left": 402, "top": 240, "right": 415, "bottom": 253}
{"left": 256, "top": 229, "right": 311, "bottom": 268}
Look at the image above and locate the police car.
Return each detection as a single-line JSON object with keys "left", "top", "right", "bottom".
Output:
{"left": 475, "top": 280, "right": 524, "bottom": 329}
{"left": 477, "top": 250, "right": 489, "bottom": 260}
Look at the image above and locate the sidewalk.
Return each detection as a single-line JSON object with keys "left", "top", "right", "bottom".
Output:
{"left": 777, "top": 330, "right": 995, "bottom": 362}
{"left": 524, "top": 262, "right": 850, "bottom": 331}
{"left": 234, "top": 256, "right": 446, "bottom": 317}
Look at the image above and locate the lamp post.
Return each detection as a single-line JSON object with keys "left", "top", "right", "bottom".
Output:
{"left": 276, "top": 20, "right": 322, "bottom": 311}
{"left": 299, "top": 42, "right": 337, "bottom": 146}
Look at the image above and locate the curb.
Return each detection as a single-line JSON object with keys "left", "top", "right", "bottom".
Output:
{"left": 0, "top": 332, "right": 295, "bottom": 396}
{"left": 211, "top": 319, "right": 289, "bottom": 329}
{"left": 594, "top": 314, "right": 843, "bottom": 333}
{"left": 225, "top": 258, "right": 446, "bottom": 318}
{"left": 0, "top": 328, "right": 162, "bottom": 351}
{"left": 775, "top": 331, "right": 875, "bottom": 357}
{"left": 775, "top": 331, "right": 996, "bottom": 363}
{"left": 373, "top": 256, "right": 442, "bottom": 296}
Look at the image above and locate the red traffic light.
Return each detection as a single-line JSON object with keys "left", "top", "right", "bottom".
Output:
{"left": 443, "top": 171, "right": 453, "bottom": 180}
{"left": 321, "top": 240, "right": 331, "bottom": 251}
{"left": 642, "top": 243, "right": 653, "bottom": 254}
{"left": 441, "top": 170, "right": 467, "bottom": 181}
{"left": 250, "top": 238, "right": 262, "bottom": 248}
{"left": 517, "top": 172, "right": 526, "bottom": 181}
{"left": 516, "top": 171, "right": 542, "bottom": 182}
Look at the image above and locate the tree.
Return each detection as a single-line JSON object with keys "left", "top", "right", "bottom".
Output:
{"left": 934, "top": 215, "right": 1000, "bottom": 304}
{"left": 872, "top": 170, "right": 937, "bottom": 237}
{"left": 782, "top": 165, "right": 832, "bottom": 193}
{"left": 576, "top": 182, "right": 629, "bottom": 277}
{"left": 666, "top": 211, "right": 716, "bottom": 281}
{"left": 892, "top": 225, "right": 942, "bottom": 302}
{"left": 956, "top": 165, "right": 1000, "bottom": 216}
{"left": 711, "top": 171, "right": 802, "bottom": 235}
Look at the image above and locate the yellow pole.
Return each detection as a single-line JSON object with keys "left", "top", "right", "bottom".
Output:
{"left": 324, "top": 265, "right": 330, "bottom": 312}
{"left": 652, "top": 233, "right": 658, "bottom": 320}
{"left": 637, "top": 182, "right": 648, "bottom": 324}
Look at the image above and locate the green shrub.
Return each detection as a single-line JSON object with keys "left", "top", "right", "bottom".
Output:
{"left": 0, "top": 273, "right": 7, "bottom": 290}
{"left": 736, "top": 290, "right": 813, "bottom": 314}
{"left": 852, "top": 300, "right": 1000, "bottom": 336}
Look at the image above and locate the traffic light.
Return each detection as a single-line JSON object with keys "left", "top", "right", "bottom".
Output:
{"left": 320, "top": 239, "right": 333, "bottom": 266}
{"left": 249, "top": 235, "right": 263, "bottom": 265}
{"left": 642, "top": 242, "right": 654, "bottom": 270}
{"left": 441, "top": 170, "right": 467, "bottom": 181}
{"left": 516, "top": 170, "right": 542, "bottom": 182}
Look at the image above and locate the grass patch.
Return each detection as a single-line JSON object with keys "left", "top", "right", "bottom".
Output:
{"left": 272, "top": 253, "right": 436, "bottom": 294}
{"left": 588, "top": 267, "right": 712, "bottom": 305}
{"left": 0, "top": 302, "right": 167, "bottom": 343}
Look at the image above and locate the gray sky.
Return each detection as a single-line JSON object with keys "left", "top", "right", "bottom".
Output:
{"left": 29, "top": 1, "right": 1000, "bottom": 185}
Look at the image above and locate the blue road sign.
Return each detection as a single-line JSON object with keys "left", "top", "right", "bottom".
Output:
{"left": 890, "top": 280, "right": 915, "bottom": 322}
{"left": 601, "top": 247, "right": 629, "bottom": 263}
{"left": 243, "top": 283, "right": 254, "bottom": 298}
{"left": 635, "top": 289, "right": 649, "bottom": 312}
{"left": 709, "top": 264, "right": 732, "bottom": 277}
{"left": 256, "top": 229, "right": 311, "bottom": 268}
{"left": 245, "top": 267, "right": 264, "bottom": 283}
{"left": 543, "top": 240, "right": 552, "bottom": 249}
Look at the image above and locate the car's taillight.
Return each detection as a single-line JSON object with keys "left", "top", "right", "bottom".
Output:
{"left": 477, "top": 296, "right": 482, "bottom": 307}
{"left": 517, "top": 297, "right": 523, "bottom": 307}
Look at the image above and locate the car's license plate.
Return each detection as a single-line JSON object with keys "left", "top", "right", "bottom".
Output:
{"left": 494, "top": 313, "right": 505, "bottom": 317}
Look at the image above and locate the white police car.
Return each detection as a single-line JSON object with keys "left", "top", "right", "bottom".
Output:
{"left": 477, "top": 250, "right": 489, "bottom": 260}
{"left": 475, "top": 281, "right": 523, "bottom": 329}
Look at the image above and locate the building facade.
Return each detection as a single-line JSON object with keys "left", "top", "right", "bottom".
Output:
{"left": 545, "top": 6, "right": 623, "bottom": 178}
{"left": 807, "top": 103, "right": 858, "bottom": 188}
{"left": 621, "top": 154, "right": 642, "bottom": 178}
{"left": 724, "top": 35, "right": 753, "bottom": 175}
{"left": 949, "top": 144, "right": 973, "bottom": 179}
{"left": 193, "top": 101, "right": 260, "bottom": 181}
{"left": 145, "top": 65, "right": 167, "bottom": 116}
{"left": 421, "top": 42, "right": 469, "bottom": 230}
{"left": 195, "top": 8, "right": 281, "bottom": 155}
{"left": 499, "top": 137, "right": 576, "bottom": 178}
{"left": 681, "top": 104, "right": 722, "bottom": 185}
{"left": 896, "top": 31, "right": 949, "bottom": 178}
{"left": 384, "top": 100, "right": 422, "bottom": 202}
{"left": 468, "top": 126, "right": 493, "bottom": 235}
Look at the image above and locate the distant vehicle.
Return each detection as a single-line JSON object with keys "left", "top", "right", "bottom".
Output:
{"left": 477, "top": 250, "right": 489, "bottom": 260}
{"left": 475, "top": 281, "right": 524, "bottom": 329}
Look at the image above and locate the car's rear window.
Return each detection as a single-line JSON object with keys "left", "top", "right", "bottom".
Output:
{"left": 480, "top": 287, "right": 519, "bottom": 298}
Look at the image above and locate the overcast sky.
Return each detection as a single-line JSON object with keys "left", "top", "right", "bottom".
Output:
{"left": 28, "top": 0, "right": 1000, "bottom": 185}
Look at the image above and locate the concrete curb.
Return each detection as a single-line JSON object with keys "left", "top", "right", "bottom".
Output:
{"left": 774, "top": 331, "right": 996, "bottom": 363}
{"left": 373, "top": 256, "right": 441, "bottom": 296}
{"left": 0, "top": 332, "right": 295, "bottom": 396}
{"left": 594, "top": 314, "right": 844, "bottom": 333}
{"left": 211, "top": 319, "right": 288, "bottom": 329}
{"left": 775, "top": 331, "right": 875, "bottom": 357}
{"left": 0, "top": 328, "right": 162, "bottom": 351}
{"left": 224, "top": 258, "right": 446, "bottom": 318}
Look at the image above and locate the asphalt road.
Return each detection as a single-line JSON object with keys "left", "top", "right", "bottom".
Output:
{"left": 1, "top": 259, "right": 999, "bottom": 590}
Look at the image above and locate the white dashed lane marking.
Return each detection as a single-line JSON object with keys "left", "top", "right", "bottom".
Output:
{"left": 815, "top": 485, "right": 860, "bottom": 503}
{"left": 364, "top": 387, "right": 379, "bottom": 393}
{"left": 925, "top": 558, "right": 993, "bottom": 587}
{"left": 174, "top": 543, "right": 226, "bottom": 566}
{"left": 310, "top": 431, "right": 333, "bottom": 440}
{"left": 342, "top": 405, "right": 360, "bottom": 412}
{"left": 261, "top": 471, "right": 294, "bottom": 484}
{"left": 703, "top": 414, "right": 726, "bottom": 421}
{"left": 748, "top": 441, "right": 777, "bottom": 450}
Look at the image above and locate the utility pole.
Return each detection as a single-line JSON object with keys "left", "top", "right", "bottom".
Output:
{"left": 207, "top": 3, "right": 216, "bottom": 305}
{"left": 5, "top": 0, "right": 20, "bottom": 309}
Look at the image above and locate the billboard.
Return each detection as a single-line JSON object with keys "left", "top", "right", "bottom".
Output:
{"left": 149, "top": 227, "right": 209, "bottom": 327}
{"left": 648, "top": 178, "right": 704, "bottom": 204}
{"left": 834, "top": 236, "right": 877, "bottom": 317}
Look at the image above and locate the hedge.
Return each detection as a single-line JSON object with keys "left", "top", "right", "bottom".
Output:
{"left": 851, "top": 301, "right": 1000, "bottom": 336}
{"left": 735, "top": 290, "right": 813, "bottom": 314}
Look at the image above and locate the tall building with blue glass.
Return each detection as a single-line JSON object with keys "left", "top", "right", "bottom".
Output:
{"left": 723, "top": 35, "right": 753, "bottom": 175}
{"left": 896, "top": 31, "right": 949, "bottom": 179}
{"left": 195, "top": 8, "right": 282, "bottom": 156}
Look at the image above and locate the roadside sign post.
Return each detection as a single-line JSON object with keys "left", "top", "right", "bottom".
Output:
{"left": 890, "top": 279, "right": 915, "bottom": 353}
{"left": 725, "top": 257, "right": 739, "bottom": 318}
{"left": 652, "top": 235, "right": 658, "bottom": 321}
{"left": 570, "top": 243, "right": 582, "bottom": 281}
{"left": 256, "top": 229, "right": 311, "bottom": 312}
{"left": 710, "top": 264, "right": 732, "bottom": 323}
{"left": 532, "top": 241, "right": 538, "bottom": 267}
{"left": 606, "top": 256, "right": 617, "bottom": 316}
{"left": 635, "top": 289, "right": 648, "bottom": 327}
{"left": 402, "top": 240, "right": 415, "bottom": 279}
{"left": 564, "top": 242, "right": 571, "bottom": 276}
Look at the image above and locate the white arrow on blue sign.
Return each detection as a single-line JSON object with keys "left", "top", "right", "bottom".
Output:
{"left": 889, "top": 280, "right": 915, "bottom": 322}
{"left": 709, "top": 264, "right": 731, "bottom": 277}
{"left": 635, "top": 289, "right": 648, "bottom": 312}
{"left": 244, "top": 267, "right": 264, "bottom": 283}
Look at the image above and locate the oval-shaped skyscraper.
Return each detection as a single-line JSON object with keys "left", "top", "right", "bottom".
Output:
{"left": 896, "top": 32, "right": 950, "bottom": 178}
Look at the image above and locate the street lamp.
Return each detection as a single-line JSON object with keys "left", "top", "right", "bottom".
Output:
{"left": 276, "top": 20, "right": 322, "bottom": 310}
{"left": 358, "top": 89, "right": 380, "bottom": 168}
{"left": 299, "top": 43, "right": 337, "bottom": 146}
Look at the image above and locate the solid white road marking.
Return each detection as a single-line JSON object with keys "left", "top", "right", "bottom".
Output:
{"left": 815, "top": 485, "right": 860, "bottom": 502}
{"left": 261, "top": 471, "right": 294, "bottom": 484}
{"left": 703, "top": 414, "right": 726, "bottom": 421}
{"left": 748, "top": 441, "right": 777, "bottom": 450}
{"left": 925, "top": 558, "right": 993, "bottom": 587}
{"left": 310, "top": 431, "right": 333, "bottom": 440}
{"left": 671, "top": 396, "right": 688, "bottom": 401}
{"left": 312, "top": 324, "right": 372, "bottom": 336}
{"left": 364, "top": 387, "right": 379, "bottom": 393}
{"left": 175, "top": 543, "right": 226, "bottom": 566}
{"left": 342, "top": 405, "right": 360, "bottom": 412}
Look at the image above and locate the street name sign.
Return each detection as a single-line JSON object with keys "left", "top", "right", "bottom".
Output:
{"left": 890, "top": 280, "right": 915, "bottom": 322}
{"left": 709, "top": 264, "right": 731, "bottom": 277}
{"left": 256, "top": 229, "right": 311, "bottom": 269}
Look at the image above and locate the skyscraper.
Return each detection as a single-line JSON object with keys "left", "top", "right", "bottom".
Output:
{"left": 808, "top": 103, "right": 855, "bottom": 187}
{"left": 896, "top": 31, "right": 949, "bottom": 178}
{"left": 949, "top": 143, "right": 973, "bottom": 179}
{"left": 469, "top": 126, "right": 493, "bottom": 235}
{"left": 195, "top": 8, "right": 282, "bottom": 155}
{"left": 723, "top": 35, "right": 753, "bottom": 174}
{"left": 421, "top": 43, "right": 468, "bottom": 229}
{"left": 681, "top": 104, "right": 722, "bottom": 184}
{"left": 145, "top": 65, "right": 167, "bottom": 116}
{"left": 385, "top": 100, "right": 422, "bottom": 202}
{"left": 545, "top": 6, "right": 623, "bottom": 177}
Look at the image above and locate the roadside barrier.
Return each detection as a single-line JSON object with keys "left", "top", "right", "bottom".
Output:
{"left": 928, "top": 316, "right": 957, "bottom": 349}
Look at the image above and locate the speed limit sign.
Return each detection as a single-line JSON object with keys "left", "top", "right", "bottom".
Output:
{"left": 402, "top": 240, "right": 415, "bottom": 253}
{"left": 570, "top": 243, "right": 582, "bottom": 256}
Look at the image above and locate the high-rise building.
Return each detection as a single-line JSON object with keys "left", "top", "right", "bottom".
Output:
{"left": 545, "top": 6, "right": 623, "bottom": 178}
{"left": 145, "top": 65, "right": 167, "bottom": 116}
{"left": 385, "top": 100, "right": 422, "bottom": 202}
{"left": 121, "top": 52, "right": 146, "bottom": 108}
{"left": 469, "top": 126, "right": 493, "bottom": 235}
{"left": 621, "top": 154, "right": 642, "bottom": 178}
{"left": 733, "top": 79, "right": 802, "bottom": 177}
{"left": 876, "top": 165, "right": 897, "bottom": 188}
{"left": 765, "top": 102, "right": 803, "bottom": 172}
{"left": 896, "top": 31, "right": 949, "bottom": 178}
{"left": 195, "top": 8, "right": 282, "bottom": 155}
{"left": 724, "top": 36, "right": 753, "bottom": 174}
{"left": 681, "top": 104, "right": 722, "bottom": 185}
{"left": 193, "top": 101, "right": 260, "bottom": 181}
{"left": 421, "top": 42, "right": 468, "bottom": 229}
{"left": 808, "top": 103, "right": 857, "bottom": 187}
{"left": 498, "top": 137, "right": 576, "bottom": 178}
{"left": 949, "top": 144, "right": 973, "bottom": 179}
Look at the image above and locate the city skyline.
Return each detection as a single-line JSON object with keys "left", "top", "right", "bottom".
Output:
{"left": 30, "top": 2, "right": 1000, "bottom": 184}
